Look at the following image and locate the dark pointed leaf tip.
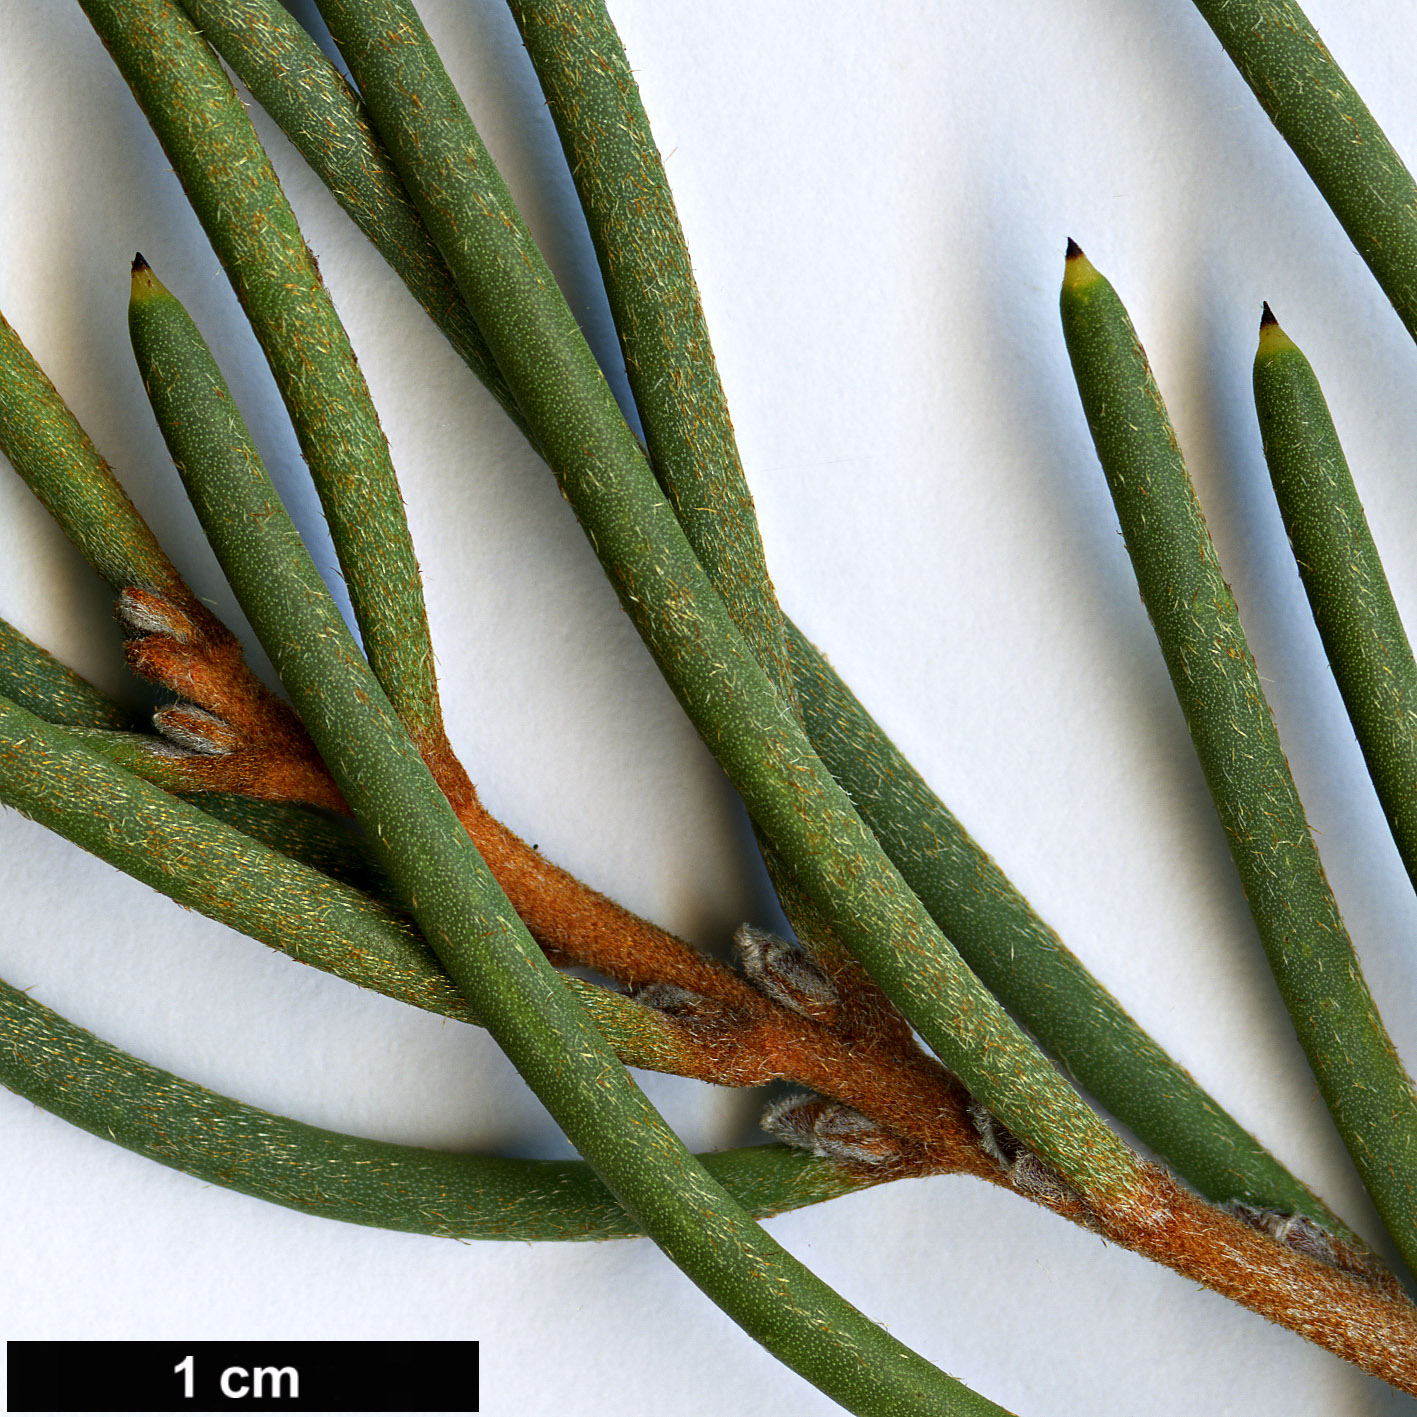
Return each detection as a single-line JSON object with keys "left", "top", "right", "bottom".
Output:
{"left": 1260, "top": 301, "right": 1277, "bottom": 330}
{"left": 132, "top": 253, "right": 149, "bottom": 273}
{"left": 1065, "top": 238, "right": 1083, "bottom": 261}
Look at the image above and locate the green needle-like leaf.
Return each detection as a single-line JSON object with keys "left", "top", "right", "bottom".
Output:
{"left": 1192, "top": 0, "right": 1417, "bottom": 346}
{"left": 1060, "top": 244, "right": 1417, "bottom": 1273}
{"left": 128, "top": 252, "right": 1012, "bottom": 1417}
{"left": 1253, "top": 308, "right": 1417, "bottom": 899}
{"left": 170, "top": 0, "right": 532, "bottom": 446}
{"left": 501, "top": 0, "right": 920, "bottom": 1037}
{"left": 78, "top": 0, "right": 446, "bottom": 754}
{"left": 0, "top": 307, "right": 189, "bottom": 602}
{"left": 0, "top": 973, "right": 894, "bottom": 1243}
{"left": 0, "top": 618, "right": 137, "bottom": 732}
{"left": 506, "top": 0, "right": 794, "bottom": 700}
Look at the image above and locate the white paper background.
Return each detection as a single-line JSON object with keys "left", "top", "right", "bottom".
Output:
{"left": 1, "top": 2, "right": 1415, "bottom": 1414}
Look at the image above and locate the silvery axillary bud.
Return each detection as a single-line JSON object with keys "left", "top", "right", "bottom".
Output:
{"left": 968, "top": 1100, "right": 1075, "bottom": 1203}
{"left": 761, "top": 1091, "right": 905, "bottom": 1166}
{"left": 152, "top": 703, "right": 242, "bottom": 755}
{"left": 733, "top": 924, "right": 839, "bottom": 1024}
{"left": 631, "top": 982, "right": 737, "bottom": 1027}
{"left": 115, "top": 587, "right": 195, "bottom": 644}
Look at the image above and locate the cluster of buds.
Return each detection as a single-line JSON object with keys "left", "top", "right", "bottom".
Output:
{"left": 115, "top": 587, "right": 242, "bottom": 759}
{"left": 111, "top": 585, "right": 343, "bottom": 811}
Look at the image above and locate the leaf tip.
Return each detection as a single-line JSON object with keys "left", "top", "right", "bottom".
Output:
{"left": 1255, "top": 302, "right": 1298, "bottom": 359}
{"left": 129, "top": 253, "right": 166, "bottom": 303}
{"left": 1061, "top": 238, "right": 1100, "bottom": 295}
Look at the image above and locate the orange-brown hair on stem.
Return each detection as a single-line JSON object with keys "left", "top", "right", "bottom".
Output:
{"left": 1110, "top": 1168, "right": 1416, "bottom": 1389}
